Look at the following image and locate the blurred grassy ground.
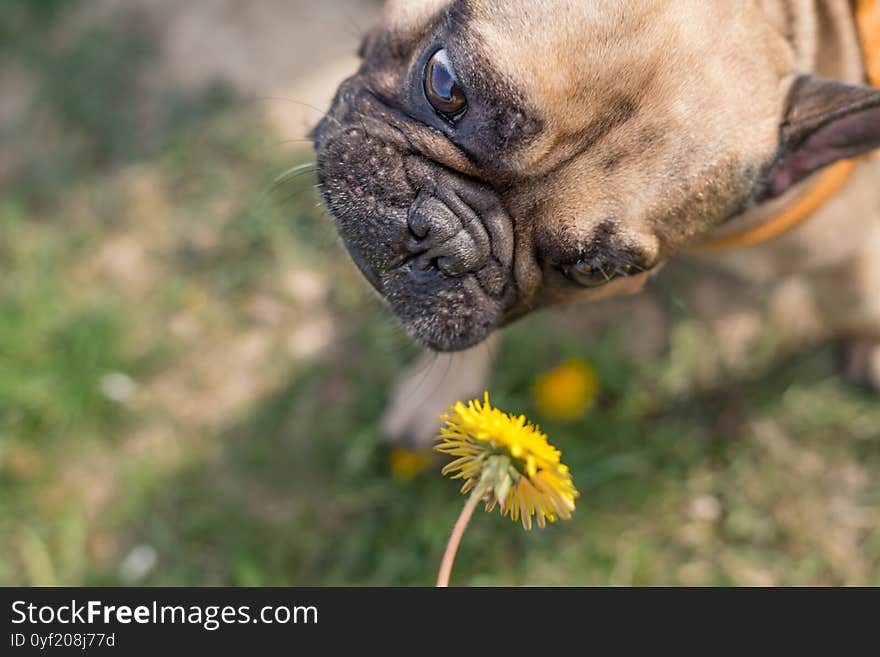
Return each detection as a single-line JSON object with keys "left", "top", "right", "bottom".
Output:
{"left": 1, "top": 1, "right": 878, "bottom": 586}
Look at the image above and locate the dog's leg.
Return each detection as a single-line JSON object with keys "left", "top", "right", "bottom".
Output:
{"left": 382, "top": 333, "right": 500, "bottom": 449}
{"left": 770, "top": 224, "right": 880, "bottom": 391}
{"left": 844, "top": 227, "right": 880, "bottom": 391}
{"left": 844, "top": 339, "right": 880, "bottom": 391}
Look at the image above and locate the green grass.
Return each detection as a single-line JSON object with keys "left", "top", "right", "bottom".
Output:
{"left": 1, "top": 1, "right": 878, "bottom": 587}
{"left": 0, "top": 0, "right": 76, "bottom": 54}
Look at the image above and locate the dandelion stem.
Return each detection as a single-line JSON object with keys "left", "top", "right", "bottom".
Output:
{"left": 437, "top": 487, "right": 483, "bottom": 587}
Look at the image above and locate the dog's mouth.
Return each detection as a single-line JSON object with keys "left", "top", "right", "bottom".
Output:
{"left": 315, "top": 85, "right": 517, "bottom": 352}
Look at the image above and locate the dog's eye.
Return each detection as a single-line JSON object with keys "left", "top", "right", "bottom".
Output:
{"left": 565, "top": 260, "right": 614, "bottom": 288}
{"left": 424, "top": 49, "right": 467, "bottom": 120}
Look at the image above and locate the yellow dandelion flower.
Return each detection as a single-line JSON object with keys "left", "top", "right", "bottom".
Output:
{"left": 532, "top": 358, "right": 599, "bottom": 421}
{"left": 435, "top": 392, "right": 579, "bottom": 530}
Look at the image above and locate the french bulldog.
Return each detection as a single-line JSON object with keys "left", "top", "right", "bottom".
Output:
{"left": 313, "top": 0, "right": 880, "bottom": 446}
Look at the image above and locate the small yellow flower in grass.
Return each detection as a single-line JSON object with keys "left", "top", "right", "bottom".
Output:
{"left": 388, "top": 448, "right": 433, "bottom": 481}
{"left": 435, "top": 392, "right": 579, "bottom": 531}
{"left": 532, "top": 358, "right": 599, "bottom": 421}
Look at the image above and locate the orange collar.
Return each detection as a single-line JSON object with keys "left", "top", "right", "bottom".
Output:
{"left": 693, "top": 0, "right": 880, "bottom": 252}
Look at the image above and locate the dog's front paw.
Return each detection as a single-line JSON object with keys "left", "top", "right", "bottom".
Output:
{"left": 844, "top": 339, "right": 880, "bottom": 393}
{"left": 381, "top": 336, "right": 498, "bottom": 449}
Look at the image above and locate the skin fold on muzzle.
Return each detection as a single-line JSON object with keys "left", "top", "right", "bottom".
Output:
{"left": 315, "top": 85, "right": 517, "bottom": 351}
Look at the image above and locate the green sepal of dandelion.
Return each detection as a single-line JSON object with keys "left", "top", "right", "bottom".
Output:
{"left": 435, "top": 392, "right": 579, "bottom": 531}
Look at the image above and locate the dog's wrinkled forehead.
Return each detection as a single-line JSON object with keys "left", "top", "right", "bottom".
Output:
{"left": 381, "top": 0, "right": 642, "bottom": 49}
{"left": 375, "top": 0, "right": 786, "bottom": 175}
{"left": 383, "top": 0, "right": 455, "bottom": 34}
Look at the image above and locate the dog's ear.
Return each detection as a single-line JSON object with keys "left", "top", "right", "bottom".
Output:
{"left": 767, "top": 75, "right": 880, "bottom": 197}
{"left": 357, "top": 27, "right": 379, "bottom": 59}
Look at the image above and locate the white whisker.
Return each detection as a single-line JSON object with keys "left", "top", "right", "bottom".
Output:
{"left": 274, "top": 162, "right": 317, "bottom": 185}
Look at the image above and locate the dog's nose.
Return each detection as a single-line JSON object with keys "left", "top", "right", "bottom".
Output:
{"left": 406, "top": 193, "right": 491, "bottom": 277}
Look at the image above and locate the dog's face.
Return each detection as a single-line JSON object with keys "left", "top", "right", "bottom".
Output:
{"left": 314, "top": 0, "right": 880, "bottom": 351}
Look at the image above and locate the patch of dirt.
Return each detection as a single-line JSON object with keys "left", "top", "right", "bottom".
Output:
{"left": 76, "top": 0, "right": 383, "bottom": 142}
